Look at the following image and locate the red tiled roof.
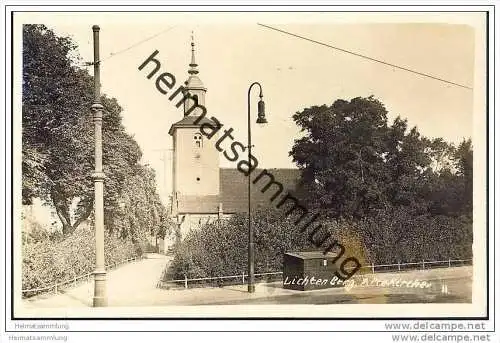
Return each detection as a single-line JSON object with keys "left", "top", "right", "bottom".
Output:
{"left": 176, "top": 168, "right": 302, "bottom": 214}
{"left": 220, "top": 168, "right": 301, "bottom": 214}
{"left": 176, "top": 194, "right": 221, "bottom": 214}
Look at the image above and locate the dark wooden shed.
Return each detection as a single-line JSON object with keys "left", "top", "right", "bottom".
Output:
{"left": 283, "top": 251, "right": 343, "bottom": 291}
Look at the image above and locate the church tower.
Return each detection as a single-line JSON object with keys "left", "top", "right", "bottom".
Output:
{"left": 169, "top": 36, "right": 220, "bottom": 214}
{"left": 182, "top": 36, "right": 206, "bottom": 114}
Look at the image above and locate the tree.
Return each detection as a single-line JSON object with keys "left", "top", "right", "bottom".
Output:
{"left": 22, "top": 24, "right": 170, "bottom": 240}
{"left": 290, "top": 96, "right": 390, "bottom": 219}
{"left": 289, "top": 96, "right": 473, "bottom": 220}
{"left": 23, "top": 24, "right": 94, "bottom": 233}
{"left": 109, "top": 165, "right": 173, "bottom": 250}
{"left": 454, "top": 139, "right": 473, "bottom": 216}
{"left": 23, "top": 24, "right": 87, "bottom": 204}
{"left": 426, "top": 139, "right": 473, "bottom": 217}
{"left": 383, "top": 118, "right": 435, "bottom": 214}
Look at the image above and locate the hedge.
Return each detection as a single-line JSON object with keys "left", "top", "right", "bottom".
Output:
{"left": 165, "top": 206, "right": 472, "bottom": 283}
{"left": 22, "top": 223, "right": 142, "bottom": 296}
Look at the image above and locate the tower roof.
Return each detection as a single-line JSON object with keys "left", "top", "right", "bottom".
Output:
{"left": 186, "top": 33, "right": 206, "bottom": 90}
{"left": 168, "top": 116, "right": 215, "bottom": 135}
{"left": 188, "top": 33, "right": 198, "bottom": 75}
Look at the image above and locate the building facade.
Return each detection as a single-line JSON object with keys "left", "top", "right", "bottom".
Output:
{"left": 165, "top": 39, "right": 301, "bottom": 251}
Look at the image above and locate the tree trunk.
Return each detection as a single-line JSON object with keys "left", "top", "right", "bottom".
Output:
{"left": 51, "top": 187, "right": 94, "bottom": 235}
{"left": 51, "top": 187, "right": 73, "bottom": 235}
{"left": 72, "top": 198, "right": 93, "bottom": 231}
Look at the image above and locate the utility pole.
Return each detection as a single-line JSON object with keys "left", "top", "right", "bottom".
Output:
{"left": 153, "top": 148, "right": 173, "bottom": 204}
{"left": 91, "top": 24, "right": 107, "bottom": 307}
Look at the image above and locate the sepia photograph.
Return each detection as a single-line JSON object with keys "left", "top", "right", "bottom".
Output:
{"left": 4, "top": 6, "right": 494, "bottom": 334}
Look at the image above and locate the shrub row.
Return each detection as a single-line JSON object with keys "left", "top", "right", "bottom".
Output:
{"left": 165, "top": 206, "right": 472, "bottom": 283}
{"left": 22, "top": 223, "right": 142, "bottom": 297}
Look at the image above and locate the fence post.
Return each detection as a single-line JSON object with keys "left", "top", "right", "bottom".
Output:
{"left": 184, "top": 275, "right": 188, "bottom": 289}
{"left": 448, "top": 259, "right": 451, "bottom": 268}
{"left": 371, "top": 263, "right": 375, "bottom": 274}
{"left": 398, "top": 261, "right": 401, "bottom": 272}
{"left": 242, "top": 272, "right": 245, "bottom": 285}
{"left": 422, "top": 260, "right": 425, "bottom": 270}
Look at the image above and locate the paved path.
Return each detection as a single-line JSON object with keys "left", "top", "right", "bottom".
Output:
{"left": 24, "top": 253, "right": 172, "bottom": 308}
{"left": 23, "top": 257, "right": 472, "bottom": 308}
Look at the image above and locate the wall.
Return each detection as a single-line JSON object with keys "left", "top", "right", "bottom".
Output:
{"left": 173, "top": 126, "right": 220, "bottom": 196}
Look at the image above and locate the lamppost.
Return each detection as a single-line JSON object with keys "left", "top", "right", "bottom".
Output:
{"left": 91, "top": 25, "right": 107, "bottom": 307}
{"left": 247, "top": 82, "right": 268, "bottom": 293}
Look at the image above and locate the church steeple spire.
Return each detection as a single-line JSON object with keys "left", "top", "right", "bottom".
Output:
{"left": 188, "top": 32, "right": 199, "bottom": 75}
{"left": 184, "top": 32, "right": 206, "bottom": 113}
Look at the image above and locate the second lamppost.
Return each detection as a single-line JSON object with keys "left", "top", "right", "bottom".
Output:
{"left": 247, "top": 82, "right": 268, "bottom": 293}
{"left": 91, "top": 25, "right": 107, "bottom": 307}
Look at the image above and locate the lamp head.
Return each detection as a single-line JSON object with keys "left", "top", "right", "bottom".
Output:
{"left": 256, "top": 97, "right": 268, "bottom": 124}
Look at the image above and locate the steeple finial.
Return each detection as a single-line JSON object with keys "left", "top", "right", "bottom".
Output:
{"left": 189, "top": 31, "right": 198, "bottom": 75}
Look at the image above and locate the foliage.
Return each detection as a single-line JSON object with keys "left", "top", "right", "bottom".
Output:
{"left": 354, "top": 207, "right": 472, "bottom": 264}
{"left": 166, "top": 96, "right": 473, "bottom": 282}
{"left": 22, "top": 24, "right": 172, "bottom": 240}
{"left": 167, "top": 206, "right": 471, "bottom": 282}
{"left": 108, "top": 165, "right": 173, "bottom": 248}
{"left": 288, "top": 95, "right": 473, "bottom": 268}
{"left": 290, "top": 97, "right": 390, "bottom": 219}
{"left": 166, "top": 208, "right": 374, "bottom": 281}
{"left": 21, "top": 25, "right": 174, "bottom": 296}
{"left": 22, "top": 223, "right": 139, "bottom": 296}
{"left": 322, "top": 220, "right": 371, "bottom": 267}
{"left": 22, "top": 24, "right": 93, "bottom": 210}
{"left": 430, "top": 139, "right": 473, "bottom": 217}
{"left": 290, "top": 96, "right": 473, "bottom": 220}
{"left": 166, "top": 208, "right": 313, "bottom": 281}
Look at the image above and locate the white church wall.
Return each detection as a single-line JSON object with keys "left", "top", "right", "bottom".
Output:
{"left": 173, "top": 127, "right": 220, "bottom": 196}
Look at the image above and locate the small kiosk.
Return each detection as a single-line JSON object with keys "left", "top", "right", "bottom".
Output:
{"left": 283, "top": 251, "right": 343, "bottom": 291}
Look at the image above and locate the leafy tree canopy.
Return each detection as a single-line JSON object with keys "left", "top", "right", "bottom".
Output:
{"left": 290, "top": 96, "right": 472, "bottom": 220}
{"left": 22, "top": 24, "right": 173, "bottom": 239}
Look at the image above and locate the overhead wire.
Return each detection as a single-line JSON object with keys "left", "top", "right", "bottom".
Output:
{"left": 257, "top": 23, "right": 472, "bottom": 90}
{"left": 80, "top": 26, "right": 176, "bottom": 67}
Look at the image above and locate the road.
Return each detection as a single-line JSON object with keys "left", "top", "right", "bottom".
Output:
{"left": 23, "top": 253, "right": 172, "bottom": 308}
{"left": 22, "top": 254, "right": 472, "bottom": 309}
{"left": 209, "top": 275, "right": 471, "bottom": 305}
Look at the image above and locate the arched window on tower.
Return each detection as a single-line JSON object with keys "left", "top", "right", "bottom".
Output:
{"left": 194, "top": 133, "right": 203, "bottom": 148}
{"left": 186, "top": 94, "right": 199, "bottom": 116}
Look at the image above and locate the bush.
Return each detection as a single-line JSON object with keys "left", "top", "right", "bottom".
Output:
{"left": 165, "top": 206, "right": 472, "bottom": 285}
{"left": 353, "top": 206, "right": 473, "bottom": 264}
{"left": 165, "top": 208, "right": 314, "bottom": 282}
{"left": 323, "top": 219, "right": 371, "bottom": 268}
{"left": 165, "top": 208, "right": 374, "bottom": 283}
{"left": 22, "top": 223, "right": 141, "bottom": 297}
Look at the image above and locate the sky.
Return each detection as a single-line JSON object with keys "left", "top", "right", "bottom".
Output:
{"left": 16, "top": 12, "right": 483, "bottom": 201}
